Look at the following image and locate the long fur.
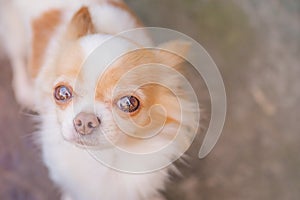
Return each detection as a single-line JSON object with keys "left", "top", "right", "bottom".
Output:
{"left": 0, "top": 1, "right": 199, "bottom": 200}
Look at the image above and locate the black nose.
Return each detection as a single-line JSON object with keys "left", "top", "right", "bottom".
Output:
{"left": 73, "top": 112, "right": 100, "bottom": 135}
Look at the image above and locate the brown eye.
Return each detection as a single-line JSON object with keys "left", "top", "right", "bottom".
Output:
{"left": 54, "top": 85, "right": 73, "bottom": 103}
{"left": 117, "top": 96, "right": 140, "bottom": 113}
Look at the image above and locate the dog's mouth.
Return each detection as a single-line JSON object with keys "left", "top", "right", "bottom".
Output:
{"left": 72, "top": 139, "right": 102, "bottom": 149}
{"left": 63, "top": 130, "right": 115, "bottom": 150}
{"left": 72, "top": 139, "right": 116, "bottom": 150}
{"left": 67, "top": 133, "right": 103, "bottom": 148}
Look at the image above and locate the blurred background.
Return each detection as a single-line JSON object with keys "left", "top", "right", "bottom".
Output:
{"left": 0, "top": 0, "right": 300, "bottom": 199}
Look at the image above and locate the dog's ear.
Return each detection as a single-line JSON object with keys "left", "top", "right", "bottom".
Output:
{"left": 65, "top": 7, "right": 95, "bottom": 40}
{"left": 156, "top": 40, "right": 191, "bottom": 67}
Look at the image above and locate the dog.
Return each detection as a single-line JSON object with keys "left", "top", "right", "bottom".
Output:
{"left": 0, "top": 0, "right": 199, "bottom": 199}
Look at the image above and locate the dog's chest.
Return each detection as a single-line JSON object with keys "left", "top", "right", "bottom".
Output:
{"left": 40, "top": 132, "right": 166, "bottom": 200}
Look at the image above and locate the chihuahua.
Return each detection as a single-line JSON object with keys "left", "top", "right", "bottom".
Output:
{"left": 0, "top": 0, "right": 199, "bottom": 199}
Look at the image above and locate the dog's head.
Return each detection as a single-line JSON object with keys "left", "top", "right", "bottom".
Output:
{"left": 35, "top": 7, "right": 199, "bottom": 155}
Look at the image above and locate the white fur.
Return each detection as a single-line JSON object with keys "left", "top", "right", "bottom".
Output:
{"left": 0, "top": 1, "right": 198, "bottom": 200}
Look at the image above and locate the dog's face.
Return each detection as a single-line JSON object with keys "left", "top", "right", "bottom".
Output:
{"left": 35, "top": 8, "right": 197, "bottom": 154}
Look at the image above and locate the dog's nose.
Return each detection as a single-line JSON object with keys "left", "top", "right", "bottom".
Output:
{"left": 73, "top": 112, "right": 100, "bottom": 135}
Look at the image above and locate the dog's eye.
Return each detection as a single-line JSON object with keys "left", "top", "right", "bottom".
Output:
{"left": 117, "top": 96, "right": 140, "bottom": 113}
{"left": 54, "top": 85, "right": 73, "bottom": 103}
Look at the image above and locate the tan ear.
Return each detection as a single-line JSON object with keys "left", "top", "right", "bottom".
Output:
{"left": 156, "top": 40, "right": 191, "bottom": 67}
{"left": 65, "top": 7, "right": 95, "bottom": 40}
{"left": 29, "top": 9, "right": 62, "bottom": 78}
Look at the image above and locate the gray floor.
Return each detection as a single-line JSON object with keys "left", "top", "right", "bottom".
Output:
{"left": 0, "top": 0, "right": 299, "bottom": 199}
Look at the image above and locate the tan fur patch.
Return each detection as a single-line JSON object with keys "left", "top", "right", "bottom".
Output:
{"left": 65, "top": 7, "right": 95, "bottom": 40}
{"left": 95, "top": 49, "right": 154, "bottom": 102}
{"left": 52, "top": 42, "right": 84, "bottom": 110}
{"left": 95, "top": 48, "right": 186, "bottom": 102}
{"left": 95, "top": 49, "right": 182, "bottom": 131}
{"left": 29, "top": 9, "right": 62, "bottom": 78}
{"left": 54, "top": 42, "right": 84, "bottom": 80}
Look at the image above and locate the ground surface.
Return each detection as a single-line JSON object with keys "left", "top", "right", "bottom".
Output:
{"left": 0, "top": 0, "right": 299, "bottom": 199}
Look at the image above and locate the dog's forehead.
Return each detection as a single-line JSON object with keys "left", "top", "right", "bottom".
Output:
{"left": 94, "top": 49, "right": 160, "bottom": 102}
{"left": 54, "top": 42, "right": 83, "bottom": 77}
{"left": 55, "top": 34, "right": 111, "bottom": 79}
{"left": 54, "top": 34, "right": 139, "bottom": 82}
{"left": 75, "top": 35, "right": 149, "bottom": 93}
